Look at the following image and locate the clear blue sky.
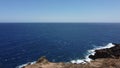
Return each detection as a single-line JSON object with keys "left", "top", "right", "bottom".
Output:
{"left": 0, "top": 0, "right": 120, "bottom": 22}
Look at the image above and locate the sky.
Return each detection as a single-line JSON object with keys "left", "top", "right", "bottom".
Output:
{"left": 0, "top": 0, "right": 120, "bottom": 22}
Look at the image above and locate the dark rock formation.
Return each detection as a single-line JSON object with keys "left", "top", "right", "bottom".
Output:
{"left": 89, "top": 43, "right": 120, "bottom": 60}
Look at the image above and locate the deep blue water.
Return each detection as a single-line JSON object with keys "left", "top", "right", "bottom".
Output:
{"left": 0, "top": 23, "right": 120, "bottom": 68}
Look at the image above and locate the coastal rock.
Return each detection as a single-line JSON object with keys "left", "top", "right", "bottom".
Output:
{"left": 89, "top": 43, "right": 120, "bottom": 60}
{"left": 23, "top": 58, "right": 120, "bottom": 68}
{"left": 36, "top": 56, "right": 49, "bottom": 64}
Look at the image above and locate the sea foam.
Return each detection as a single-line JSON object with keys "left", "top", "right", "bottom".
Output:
{"left": 71, "top": 43, "right": 115, "bottom": 64}
{"left": 16, "top": 61, "right": 36, "bottom": 68}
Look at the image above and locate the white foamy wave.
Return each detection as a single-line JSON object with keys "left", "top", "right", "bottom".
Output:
{"left": 71, "top": 43, "right": 115, "bottom": 64}
{"left": 16, "top": 61, "right": 36, "bottom": 68}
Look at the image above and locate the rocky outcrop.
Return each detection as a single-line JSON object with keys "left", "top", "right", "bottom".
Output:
{"left": 36, "top": 56, "right": 49, "bottom": 64}
{"left": 89, "top": 43, "right": 120, "bottom": 60}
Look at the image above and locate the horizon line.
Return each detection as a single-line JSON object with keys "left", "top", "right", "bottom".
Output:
{"left": 0, "top": 22, "right": 120, "bottom": 23}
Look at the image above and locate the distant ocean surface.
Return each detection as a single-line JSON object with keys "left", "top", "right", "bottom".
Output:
{"left": 0, "top": 23, "right": 120, "bottom": 68}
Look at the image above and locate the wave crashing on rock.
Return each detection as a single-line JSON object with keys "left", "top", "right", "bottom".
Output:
{"left": 71, "top": 43, "right": 115, "bottom": 64}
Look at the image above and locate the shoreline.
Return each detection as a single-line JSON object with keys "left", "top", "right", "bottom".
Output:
{"left": 17, "top": 43, "right": 120, "bottom": 68}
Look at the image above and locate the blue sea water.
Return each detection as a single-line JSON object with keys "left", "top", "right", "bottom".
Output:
{"left": 0, "top": 23, "right": 120, "bottom": 68}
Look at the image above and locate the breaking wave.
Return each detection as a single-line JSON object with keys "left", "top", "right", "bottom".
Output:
{"left": 70, "top": 43, "right": 115, "bottom": 64}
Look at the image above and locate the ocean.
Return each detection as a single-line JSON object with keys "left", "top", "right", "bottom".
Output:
{"left": 0, "top": 23, "right": 120, "bottom": 68}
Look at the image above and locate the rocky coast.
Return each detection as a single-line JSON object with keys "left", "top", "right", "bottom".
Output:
{"left": 22, "top": 43, "right": 120, "bottom": 68}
